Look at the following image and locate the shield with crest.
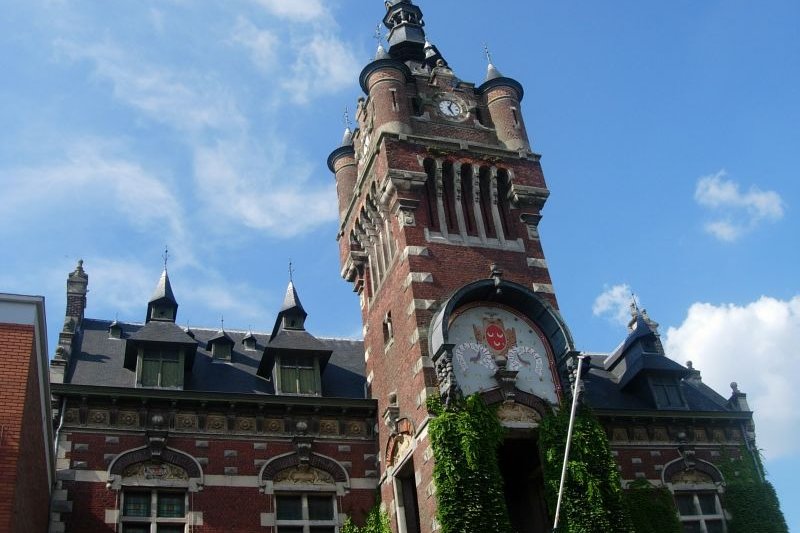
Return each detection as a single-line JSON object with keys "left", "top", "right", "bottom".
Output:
{"left": 472, "top": 316, "right": 517, "bottom": 360}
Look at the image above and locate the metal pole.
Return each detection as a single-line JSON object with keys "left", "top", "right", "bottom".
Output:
{"left": 552, "top": 354, "right": 586, "bottom": 532}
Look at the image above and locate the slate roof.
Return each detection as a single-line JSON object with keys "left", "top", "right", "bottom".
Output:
{"left": 67, "top": 319, "right": 366, "bottom": 398}
{"left": 583, "top": 354, "right": 739, "bottom": 414}
{"left": 149, "top": 269, "right": 177, "bottom": 305}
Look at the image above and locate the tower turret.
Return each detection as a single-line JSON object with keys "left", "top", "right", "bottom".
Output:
{"left": 383, "top": 0, "right": 426, "bottom": 63}
{"left": 478, "top": 61, "right": 531, "bottom": 152}
{"left": 328, "top": 127, "right": 357, "bottom": 223}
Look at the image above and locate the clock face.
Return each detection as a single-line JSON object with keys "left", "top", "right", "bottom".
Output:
{"left": 447, "top": 305, "right": 558, "bottom": 404}
{"left": 438, "top": 99, "right": 463, "bottom": 118}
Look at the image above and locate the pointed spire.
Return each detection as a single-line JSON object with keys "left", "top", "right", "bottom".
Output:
{"left": 146, "top": 264, "right": 178, "bottom": 323}
{"left": 281, "top": 280, "right": 306, "bottom": 315}
{"left": 149, "top": 268, "right": 177, "bottom": 306}
{"left": 484, "top": 44, "right": 502, "bottom": 81}
{"left": 341, "top": 109, "right": 354, "bottom": 146}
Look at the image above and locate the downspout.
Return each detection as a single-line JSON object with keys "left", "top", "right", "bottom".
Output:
{"left": 53, "top": 396, "right": 67, "bottom": 478}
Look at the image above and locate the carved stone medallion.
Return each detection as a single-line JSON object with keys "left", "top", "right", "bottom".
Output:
{"left": 274, "top": 466, "right": 335, "bottom": 485}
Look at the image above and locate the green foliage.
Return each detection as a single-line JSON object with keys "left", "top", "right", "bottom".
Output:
{"left": 623, "top": 480, "right": 681, "bottom": 533}
{"left": 539, "top": 406, "right": 634, "bottom": 533}
{"left": 341, "top": 505, "right": 391, "bottom": 533}
{"left": 427, "top": 395, "right": 513, "bottom": 533}
{"left": 715, "top": 448, "right": 788, "bottom": 533}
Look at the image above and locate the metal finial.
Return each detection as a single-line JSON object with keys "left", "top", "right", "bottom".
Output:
{"left": 483, "top": 43, "right": 493, "bottom": 65}
{"left": 220, "top": 315, "right": 225, "bottom": 331}
{"left": 343, "top": 107, "right": 351, "bottom": 130}
{"left": 630, "top": 292, "right": 640, "bottom": 314}
{"left": 288, "top": 260, "right": 294, "bottom": 282}
{"left": 163, "top": 246, "right": 169, "bottom": 270}
{"left": 374, "top": 22, "right": 384, "bottom": 43}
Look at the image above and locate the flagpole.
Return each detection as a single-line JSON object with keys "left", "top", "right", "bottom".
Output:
{"left": 552, "top": 354, "right": 587, "bottom": 532}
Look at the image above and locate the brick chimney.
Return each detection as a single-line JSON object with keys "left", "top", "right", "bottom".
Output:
{"left": 50, "top": 260, "right": 88, "bottom": 383}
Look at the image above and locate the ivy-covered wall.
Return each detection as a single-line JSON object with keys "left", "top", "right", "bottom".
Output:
{"left": 539, "top": 406, "right": 634, "bottom": 533}
{"left": 427, "top": 395, "right": 513, "bottom": 533}
{"left": 715, "top": 448, "right": 788, "bottom": 533}
{"left": 341, "top": 505, "right": 392, "bottom": 533}
{"left": 623, "top": 480, "right": 681, "bottom": 533}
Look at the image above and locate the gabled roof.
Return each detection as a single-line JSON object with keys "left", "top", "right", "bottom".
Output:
{"left": 208, "top": 329, "right": 235, "bottom": 346}
{"left": 123, "top": 320, "right": 198, "bottom": 370}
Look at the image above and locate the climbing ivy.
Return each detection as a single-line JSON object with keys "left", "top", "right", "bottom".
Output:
{"left": 623, "top": 479, "right": 681, "bottom": 533}
{"left": 427, "top": 395, "right": 513, "bottom": 533}
{"left": 715, "top": 448, "right": 787, "bottom": 533}
{"left": 341, "top": 504, "right": 391, "bottom": 533}
{"left": 539, "top": 406, "right": 634, "bottom": 533}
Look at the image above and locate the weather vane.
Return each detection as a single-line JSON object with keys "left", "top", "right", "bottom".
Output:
{"left": 288, "top": 259, "right": 295, "bottom": 282}
{"left": 163, "top": 246, "right": 169, "bottom": 270}
{"left": 220, "top": 315, "right": 225, "bottom": 331}
{"left": 374, "top": 22, "right": 384, "bottom": 43}
{"left": 344, "top": 107, "right": 351, "bottom": 130}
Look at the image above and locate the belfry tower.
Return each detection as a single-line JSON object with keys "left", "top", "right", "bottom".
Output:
{"left": 329, "top": 1, "right": 575, "bottom": 531}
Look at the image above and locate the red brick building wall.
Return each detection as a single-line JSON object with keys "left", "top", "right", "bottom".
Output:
{"left": 0, "top": 323, "right": 51, "bottom": 533}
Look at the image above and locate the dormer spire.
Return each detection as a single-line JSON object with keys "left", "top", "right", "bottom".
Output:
{"left": 146, "top": 267, "right": 178, "bottom": 323}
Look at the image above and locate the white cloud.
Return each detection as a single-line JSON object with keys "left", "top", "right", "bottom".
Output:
{"left": 695, "top": 170, "right": 785, "bottom": 242}
{"left": 231, "top": 17, "right": 279, "bottom": 73}
{"left": 85, "top": 257, "right": 157, "bottom": 317}
{"left": 54, "top": 39, "right": 245, "bottom": 134}
{"left": 592, "top": 284, "right": 634, "bottom": 326}
{"left": 192, "top": 138, "right": 337, "bottom": 236}
{"left": 664, "top": 296, "right": 800, "bottom": 460}
{"left": 0, "top": 140, "right": 186, "bottom": 241}
{"left": 182, "top": 279, "right": 271, "bottom": 328}
{"left": 250, "top": 0, "right": 328, "bottom": 22}
{"left": 281, "top": 34, "right": 361, "bottom": 104}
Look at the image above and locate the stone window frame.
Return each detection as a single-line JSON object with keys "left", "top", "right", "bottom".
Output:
{"left": 259, "top": 451, "right": 350, "bottom": 531}
{"left": 662, "top": 457, "right": 728, "bottom": 533}
{"left": 119, "top": 488, "right": 189, "bottom": 533}
{"left": 274, "top": 492, "right": 339, "bottom": 533}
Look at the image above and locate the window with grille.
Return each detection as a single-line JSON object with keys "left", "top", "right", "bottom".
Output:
{"left": 139, "top": 349, "right": 183, "bottom": 388}
{"left": 674, "top": 491, "right": 727, "bottom": 533}
{"left": 121, "top": 490, "right": 187, "bottom": 533}
{"left": 275, "top": 493, "right": 337, "bottom": 533}
{"left": 278, "top": 354, "right": 320, "bottom": 395}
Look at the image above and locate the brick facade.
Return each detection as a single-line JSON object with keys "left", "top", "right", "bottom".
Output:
{"left": 0, "top": 295, "right": 53, "bottom": 533}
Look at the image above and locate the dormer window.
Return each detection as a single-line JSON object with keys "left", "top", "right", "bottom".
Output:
{"left": 208, "top": 330, "right": 235, "bottom": 362}
{"left": 243, "top": 332, "right": 257, "bottom": 351}
{"left": 277, "top": 354, "right": 320, "bottom": 395}
{"left": 212, "top": 342, "right": 232, "bottom": 361}
{"left": 138, "top": 348, "right": 183, "bottom": 389}
{"left": 109, "top": 320, "right": 123, "bottom": 339}
{"left": 649, "top": 376, "right": 686, "bottom": 409}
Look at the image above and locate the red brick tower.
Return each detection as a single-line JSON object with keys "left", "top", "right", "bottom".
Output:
{"left": 329, "top": 2, "right": 573, "bottom": 531}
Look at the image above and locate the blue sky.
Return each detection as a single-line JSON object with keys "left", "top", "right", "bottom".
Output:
{"left": 1, "top": 0, "right": 798, "bottom": 526}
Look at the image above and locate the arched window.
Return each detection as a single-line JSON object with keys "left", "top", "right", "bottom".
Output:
{"left": 260, "top": 452, "right": 349, "bottom": 533}
{"left": 108, "top": 446, "right": 204, "bottom": 533}
{"left": 663, "top": 459, "right": 727, "bottom": 533}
